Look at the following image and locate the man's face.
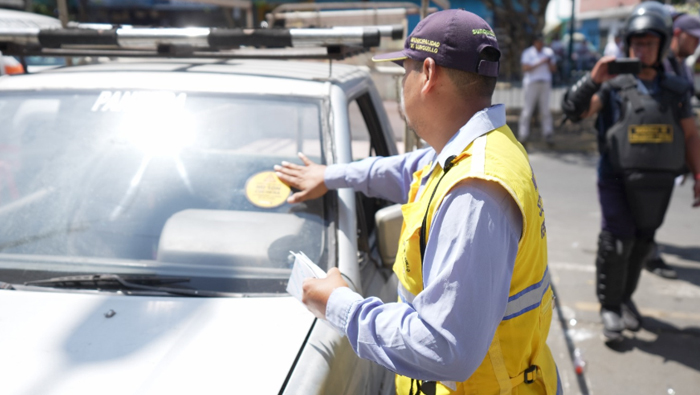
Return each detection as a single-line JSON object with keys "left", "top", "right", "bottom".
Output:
{"left": 629, "top": 34, "right": 660, "bottom": 66}
{"left": 534, "top": 40, "right": 544, "bottom": 51}
{"left": 677, "top": 31, "right": 700, "bottom": 58}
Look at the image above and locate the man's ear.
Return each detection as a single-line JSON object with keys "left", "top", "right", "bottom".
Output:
{"left": 421, "top": 58, "right": 438, "bottom": 94}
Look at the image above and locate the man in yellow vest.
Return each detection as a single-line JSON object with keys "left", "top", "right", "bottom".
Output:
{"left": 275, "top": 9, "right": 561, "bottom": 395}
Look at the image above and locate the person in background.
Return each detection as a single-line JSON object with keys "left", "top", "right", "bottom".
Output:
{"left": 644, "top": 13, "right": 700, "bottom": 279}
{"left": 276, "top": 9, "right": 561, "bottom": 395}
{"left": 519, "top": 34, "right": 556, "bottom": 146}
{"left": 550, "top": 37, "right": 566, "bottom": 85}
{"left": 604, "top": 33, "right": 624, "bottom": 58}
{"left": 561, "top": 2, "right": 700, "bottom": 343}
{"left": 574, "top": 38, "right": 594, "bottom": 70}
{"left": 664, "top": 13, "right": 700, "bottom": 95}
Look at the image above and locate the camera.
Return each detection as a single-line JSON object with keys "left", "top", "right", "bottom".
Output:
{"left": 607, "top": 58, "right": 641, "bottom": 75}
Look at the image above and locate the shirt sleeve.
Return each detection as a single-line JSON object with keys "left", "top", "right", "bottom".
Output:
{"left": 324, "top": 148, "right": 434, "bottom": 204}
{"left": 521, "top": 48, "right": 531, "bottom": 66}
{"left": 325, "top": 179, "right": 522, "bottom": 382}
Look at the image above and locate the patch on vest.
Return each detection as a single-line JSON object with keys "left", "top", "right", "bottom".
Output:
{"left": 627, "top": 124, "right": 673, "bottom": 143}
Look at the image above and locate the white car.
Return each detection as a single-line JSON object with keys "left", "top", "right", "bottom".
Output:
{"left": 0, "top": 31, "right": 404, "bottom": 394}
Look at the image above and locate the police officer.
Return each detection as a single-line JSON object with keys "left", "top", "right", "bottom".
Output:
{"left": 561, "top": 2, "right": 700, "bottom": 343}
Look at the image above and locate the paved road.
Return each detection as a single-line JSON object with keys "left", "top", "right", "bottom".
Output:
{"left": 531, "top": 151, "right": 700, "bottom": 395}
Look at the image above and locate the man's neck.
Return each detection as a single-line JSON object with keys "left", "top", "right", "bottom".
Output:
{"left": 638, "top": 66, "right": 658, "bottom": 81}
{"left": 424, "top": 101, "right": 491, "bottom": 154}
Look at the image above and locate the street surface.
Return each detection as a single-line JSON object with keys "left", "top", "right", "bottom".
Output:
{"left": 532, "top": 150, "right": 700, "bottom": 395}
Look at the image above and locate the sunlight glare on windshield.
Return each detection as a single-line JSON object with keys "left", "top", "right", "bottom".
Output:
{"left": 121, "top": 111, "right": 195, "bottom": 156}
{"left": 95, "top": 90, "right": 194, "bottom": 156}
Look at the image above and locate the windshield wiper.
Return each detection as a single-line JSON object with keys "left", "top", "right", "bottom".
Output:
{"left": 23, "top": 274, "right": 215, "bottom": 297}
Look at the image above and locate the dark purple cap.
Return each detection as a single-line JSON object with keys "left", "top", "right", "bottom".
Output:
{"left": 674, "top": 14, "right": 700, "bottom": 39}
{"left": 372, "top": 9, "right": 500, "bottom": 77}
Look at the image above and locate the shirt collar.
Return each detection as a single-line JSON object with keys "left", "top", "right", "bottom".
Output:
{"left": 427, "top": 104, "right": 506, "bottom": 175}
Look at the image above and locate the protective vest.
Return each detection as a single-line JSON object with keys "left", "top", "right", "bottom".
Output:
{"left": 605, "top": 74, "right": 687, "bottom": 174}
{"left": 393, "top": 126, "right": 559, "bottom": 395}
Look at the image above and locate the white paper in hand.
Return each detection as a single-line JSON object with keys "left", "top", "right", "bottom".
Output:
{"left": 286, "top": 251, "right": 327, "bottom": 302}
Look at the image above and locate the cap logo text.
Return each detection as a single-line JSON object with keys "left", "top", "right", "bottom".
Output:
{"left": 472, "top": 29, "right": 495, "bottom": 37}
{"left": 410, "top": 37, "right": 440, "bottom": 54}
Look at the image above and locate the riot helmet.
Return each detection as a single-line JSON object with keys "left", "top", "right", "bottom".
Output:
{"left": 623, "top": 1, "right": 673, "bottom": 62}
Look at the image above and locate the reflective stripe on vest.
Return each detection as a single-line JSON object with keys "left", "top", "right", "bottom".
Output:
{"left": 397, "top": 267, "right": 551, "bottom": 322}
{"left": 503, "top": 267, "right": 551, "bottom": 320}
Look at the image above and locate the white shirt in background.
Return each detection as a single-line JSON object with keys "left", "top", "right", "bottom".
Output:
{"left": 604, "top": 41, "right": 623, "bottom": 58}
{"left": 521, "top": 46, "right": 555, "bottom": 85}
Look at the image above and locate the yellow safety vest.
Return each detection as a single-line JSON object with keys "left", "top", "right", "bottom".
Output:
{"left": 394, "top": 125, "right": 559, "bottom": 395}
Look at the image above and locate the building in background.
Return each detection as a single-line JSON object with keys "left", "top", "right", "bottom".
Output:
{"left": 547, "top": 0, "right": 640, "bottom": 53}
{"left": 578, "top": 0, "right": 639, "bottom": 51}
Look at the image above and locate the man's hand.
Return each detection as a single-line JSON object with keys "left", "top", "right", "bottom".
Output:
{"left": 590, "top": 55, "right": 619, "bottom": 84}
{"left": 274, "top": 152, "right": 328, "bottom": 204}
{"left": 302, "top": 268, "right": 349, "bottom": 320}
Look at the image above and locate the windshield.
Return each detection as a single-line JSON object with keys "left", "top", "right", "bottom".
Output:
{"left": 0, "top": 90, "right": 328, "bottom": 294}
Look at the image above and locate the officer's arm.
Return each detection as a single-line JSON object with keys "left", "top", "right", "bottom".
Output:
{"left": 680, "top": 117, "right": 700, "bottom": 173}
{"left": 560, "top": 74, "right": 602, "bottom": 121}
{"left": 561, "top": 56, "right": 617, "bottom": 122}
{"left": 680, "top": 117, "right": 700, "bottom": 206}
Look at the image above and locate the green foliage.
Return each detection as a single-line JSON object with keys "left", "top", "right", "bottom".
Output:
{"left": 672, "top": 3, "right": 700, "bottom": 15}
{"left": 31, "top": 3, "right": 54, "bottom": 17}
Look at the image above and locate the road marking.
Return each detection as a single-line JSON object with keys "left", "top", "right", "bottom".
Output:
{"left": 574, "top": 302, "right": 700, "bottom": 322}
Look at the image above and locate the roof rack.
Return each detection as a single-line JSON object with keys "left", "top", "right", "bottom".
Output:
{"left": 266, "top": 3, "right": 438, "bottom": 28}
{"left": 0, "top": 24, "right": 403, "bottom": 60}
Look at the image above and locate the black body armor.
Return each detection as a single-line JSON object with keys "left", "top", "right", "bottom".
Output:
{"left": 605, "top": 74, "right": 687, "bottom": 174}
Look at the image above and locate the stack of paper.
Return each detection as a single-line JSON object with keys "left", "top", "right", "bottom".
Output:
{"left": 286, "top": 251, "right": 327, "bottom": 302}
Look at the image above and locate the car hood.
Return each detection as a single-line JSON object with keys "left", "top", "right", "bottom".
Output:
{"left": 0, "top": 289, "right": 315, "bottom": 395}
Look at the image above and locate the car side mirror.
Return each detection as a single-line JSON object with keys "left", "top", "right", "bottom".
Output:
{"left": 375, "top": 204, "right": 403, "bottom": 268}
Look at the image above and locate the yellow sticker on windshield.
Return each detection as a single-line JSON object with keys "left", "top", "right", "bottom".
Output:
{"left": 245, "top": 171, "right": 291, "bottom": 208}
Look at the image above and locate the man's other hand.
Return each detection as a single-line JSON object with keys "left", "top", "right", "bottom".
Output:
{"left": 302, "top": 268, "right": 349, "bottom": 320}
{"left": 274, "top": 152, "right": 328, "bottom": 204}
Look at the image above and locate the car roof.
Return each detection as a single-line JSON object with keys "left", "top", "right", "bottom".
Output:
{"left": 0, "top": 8, "right": 62, "bottom": 28}
{"left": 0, "top": 59, "right": 373, "bottom": 97}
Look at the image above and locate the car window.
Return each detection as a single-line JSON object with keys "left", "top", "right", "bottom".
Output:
{"left": 349, "top": 100, "right": 372, "bottom": 160}
{"left": 0, "top": 90, "right": 328, "bottom": 292}
{"left": 347, "top": 93, "right": 391, "bottom": 258}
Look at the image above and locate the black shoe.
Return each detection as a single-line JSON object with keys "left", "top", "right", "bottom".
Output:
{"left": 645, "top": 257, "right": 678, "bottom": 279}
{"left": 600, "top": 306, "right": 625, "bottom": 343}
{"left": 621, "top": 300, "right": 642, "bottom": 332}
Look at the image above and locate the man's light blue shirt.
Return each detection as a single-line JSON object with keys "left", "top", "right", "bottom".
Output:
{"left": 323, "top": 104, "right": 524, "bottom": 382}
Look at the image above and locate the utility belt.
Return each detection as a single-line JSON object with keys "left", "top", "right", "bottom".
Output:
{"left": 405, "top": 365, "right": 540, "bottom": 395}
